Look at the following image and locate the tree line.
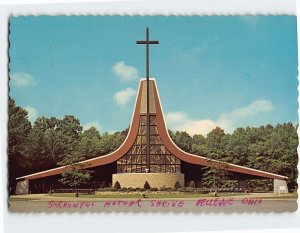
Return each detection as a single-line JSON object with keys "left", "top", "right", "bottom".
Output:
{"left": 8, "top": 97, "right": 298, "bottom": 190}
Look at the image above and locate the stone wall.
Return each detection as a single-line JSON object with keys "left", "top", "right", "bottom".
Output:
{"left": 112, "top": 173, "right": 184, "bottom": 189}
{"left": 273, "top": 179, "right": 288, "bottom": 193}
{"left": 15, "top": 180, "right": 29, "bottom": 194}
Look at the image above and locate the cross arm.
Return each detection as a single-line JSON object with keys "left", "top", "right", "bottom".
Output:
{"left": 136, "top": 40, "right": 159, "bottom": 44}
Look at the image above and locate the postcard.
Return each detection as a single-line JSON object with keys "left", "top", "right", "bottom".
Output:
{"left": 7, "top": 14, "right": 298, "bottom": 214}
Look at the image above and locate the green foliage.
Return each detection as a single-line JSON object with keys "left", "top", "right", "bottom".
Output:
{"left": 8, "top": 97, "right": 298, "bottom": 193}
{"left": 171, "top": 125, "right": 298, "bottom": 190}
{"left": 79, "top": 127, "right": 101, "bottom": 159}
{"left": 8, "top": 98, "right": 32, "bottom": 190}
{"left": 58, "top": 151, "right": 93, "bottom": 189}
{"left": 150, "top": 187, "right": 158, "bottom": 191}
{"left": 144, "top": 181, "right": 151, "bottom": 190}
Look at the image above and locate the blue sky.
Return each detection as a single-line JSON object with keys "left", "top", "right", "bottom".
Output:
{"left": 9, "top": 16, "right": 298, "bottom": 135}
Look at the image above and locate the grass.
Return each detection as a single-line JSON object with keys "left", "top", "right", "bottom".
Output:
{"left": 47, "top": 192, "right": 247, "bottom": 199}
{"left": 258, "top": 192, "right": 298, "bottom": 199}
{"left": 9, "top": 197, "right": 40, "bottom": 201}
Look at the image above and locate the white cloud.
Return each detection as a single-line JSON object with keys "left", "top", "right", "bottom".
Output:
{"left": 166, "top": 111, "right": 218, "bottom": 136}
{"left": 10, "top": 72, "right": 38, "bottom": 87}
{"left": 217, "top": 100, "right": 273, "bottom": 131}
{"left": 83, "top": 121, "right": 102, "bottom": 131}
{"left": 179, "top": 119, "right": 218, "bottom": 136}
{"left": 113, "top": 87, "right": 136, "bottom": 106}
{"left": 165, "top": 112, "right": 188, "bottom": 125}
{"left": 112, "top": 61, "right": 138, "bottom": 81}
{"left": 166, "top": 99, "right": 273, "bottom": 136}
{"left": 24, "top": 106, "right": 38, "bottom": 124}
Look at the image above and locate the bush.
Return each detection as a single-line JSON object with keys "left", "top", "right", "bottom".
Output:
{"left": 100, "top": 181, "right": 107, "bottom": 188}
{"left": 189, "top": 181, "right": 196, "bottom": 188}
{"left": 159, "top": 186, "right": 167, "bottom": 191}
{"left": 114, "top": 181, "right": 121, "bottom": 189}
{"left": 119, "top": 187, "right": 128, "bottom": 192}
{"left": 174, "top": 181, "right": 182, "bottom": 189}
{"left": 195, "top": 188, "right": 209, "bottom": 194}
{"left": 185, "top": 187, "right": 196, "bottom": 193}
{"left": 144, "top": 181, "right": 151, "bottom": 190}
{"left": 98, "top": 187, "right": 111, "bottom": 192}
{"left": 150, "top": 187, "right": 158, "bottom": 191}
{"left": 136, "top": 188, "right": 145, "bottom": 192}
{"left": 127, "top": 187, "right": 136, "bottom": 192}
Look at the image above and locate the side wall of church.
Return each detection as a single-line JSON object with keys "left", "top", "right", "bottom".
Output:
{"left": 113, "top": 173, "right": 184, "bottom": 189}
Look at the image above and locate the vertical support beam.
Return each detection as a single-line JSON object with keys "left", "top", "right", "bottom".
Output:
{"left": 136, "top": 28, "right": 159, "bottom": 173}
{"left": 146, "top": 28, "right": 150, "bottom": 172}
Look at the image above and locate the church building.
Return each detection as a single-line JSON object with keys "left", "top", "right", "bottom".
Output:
{"left": 15, "top": 28, "right": 288, "bottom": 194}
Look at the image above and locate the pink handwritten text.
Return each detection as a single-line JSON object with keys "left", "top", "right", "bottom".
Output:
{"left": 195, "top": 198, "right": 234, "bottom": 207}
{"left": 241, "top": 198, "right": 263, "bottom": 205}
{"left": 150, "top": 200, "right": 184, "bottom": 207}
{"left": 103, "top": 199, "right": 142, "bottom": 207}
{"left": 47, "top": 200, "right": 96, "bottom": 209}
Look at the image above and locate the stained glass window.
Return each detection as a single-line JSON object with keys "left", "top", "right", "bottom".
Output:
{"left": 117, "top": 115, "right": 181, "bottom": 173}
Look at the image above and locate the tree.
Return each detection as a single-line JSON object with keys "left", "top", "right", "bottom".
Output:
{"left": 173, "top": 131, "right": 193, "bottom": 152}
{"left": 58, "top": 151, "right": 93, "bottom": 193}
{"left": 191, "top": 134, "right": 208, "bottom": 155}
{"left": 78, "top": 126, "right": 101, "bottom": 159}
{"left": 26, "top": 117, "right": 60, "bottom": 173}
{"left": 202, "top": 160, "right": 230, "bottom": 189}
{"left": 8, "top": 98, "right": 32, "bottom": 191}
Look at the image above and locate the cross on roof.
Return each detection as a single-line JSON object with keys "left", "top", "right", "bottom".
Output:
{"left": 136, "top": 27, "right": 159, "bottom": 79}
{"left": 136, "top": 28, "right": 159, "bottom": 172}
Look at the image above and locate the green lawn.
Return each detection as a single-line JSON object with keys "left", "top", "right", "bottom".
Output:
{"left": 47, "top": 192, "right": 247, "bottom": 199}
{"left": 9, "top": 197, "right": 40, "bottom": 201}
{"left": 259, "top": 192, "right": 298, "bottom": 199}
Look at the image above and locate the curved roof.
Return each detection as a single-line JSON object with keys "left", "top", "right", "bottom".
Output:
{"left": 17, "top": 79, "right": 288, "bottom": 181}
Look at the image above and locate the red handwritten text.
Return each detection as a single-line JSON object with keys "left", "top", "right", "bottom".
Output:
{"left": 150, "top": 200, "right": 184, "bottom": 207}
{"left": 241, "top": 198, "right": 263, "bottom": 205}
{"left": 103, "top": 199, "right": 142, "bottom": 208}
{"left": 195, "top": 198, "right": 234, "bottom": 207}
{"left": 47, "top": 201, "right": 96, "bottom": 209}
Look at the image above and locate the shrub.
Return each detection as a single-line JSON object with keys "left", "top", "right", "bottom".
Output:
{"left": 150, "top": 187, "right": 158, "bottom": 191}
{"left": 189, "top": 181, "right": 196, "bottom": 188}
{"left": 196, "top": 188, "right": 209, "bottom": 194}
{"left": 144, "top": 181, "right": 151, "bottom": 190}
{"left": 127, "top": 187, "right": 136, "bottom": 192}
{"left": 186, "top": 187, "right": 196, "bottom": 192}
{"left": 100, "top": 181, "right": 107, "bottom": 188}
{"left": 119, "top": 187, "right": 128, "bottom": 192}
{"left": 114, "top": 181, "right": 121, "bottom": 189}
{"left": 98, "top": 187, "right": 111, "bottom": 192}
{"left": 177, "top": 188, "right": 185, "bottom": 192}
{"left": 174, "top": 181, "right": 182, "bottom": 189}
{"left": 159, "top": 186, "right": 167, "bottom": 191}
{"left": 136, "top": 188, "right": 145, "bottom": 192}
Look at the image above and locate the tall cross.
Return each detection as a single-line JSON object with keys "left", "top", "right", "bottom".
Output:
{"left": 136, "top": 28, "right": 159, "bottom": 172}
